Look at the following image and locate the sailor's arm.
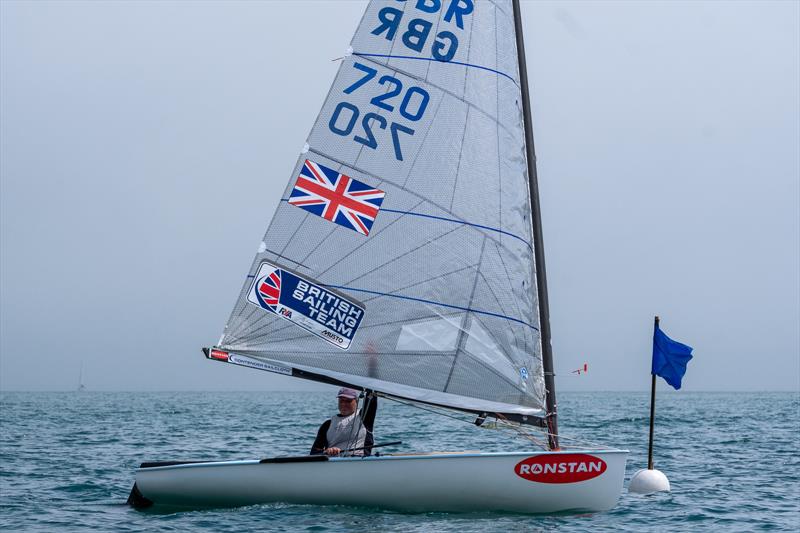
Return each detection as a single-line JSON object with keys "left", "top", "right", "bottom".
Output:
{"left": 310, "top": 420, "right": 331, "bottom": 455}
{"left": 360, "top": 392, "right": 378, "bottom": 432}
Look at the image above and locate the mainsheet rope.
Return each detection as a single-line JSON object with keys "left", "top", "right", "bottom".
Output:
{"left": 378, "top": 394, "right": 613, "bottom": 452}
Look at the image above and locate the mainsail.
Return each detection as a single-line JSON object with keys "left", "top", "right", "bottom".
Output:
{"left": 214, "top": 0, "right": 547, "bottom": 421}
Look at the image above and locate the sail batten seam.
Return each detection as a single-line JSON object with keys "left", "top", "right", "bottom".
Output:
{"left": 277, "top": 199, "right": 531, "bottom": 249}
{"left": 353, "top": 53, "right": 517, "bottom": 85}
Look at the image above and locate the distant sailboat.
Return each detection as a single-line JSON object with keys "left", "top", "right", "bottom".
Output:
{"left": 129, "top": 0, "right": 627, "bottom": 513}
{"left": 77, "top": 362, "right": 86, "bottom": 392}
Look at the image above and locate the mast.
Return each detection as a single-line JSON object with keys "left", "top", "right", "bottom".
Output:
{"left": 511, "top": 0, "right": 559, "bottom": 450}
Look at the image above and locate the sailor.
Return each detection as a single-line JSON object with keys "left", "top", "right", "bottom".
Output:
{"left": 310, "top": 388, "right": 377, "bottom": 457}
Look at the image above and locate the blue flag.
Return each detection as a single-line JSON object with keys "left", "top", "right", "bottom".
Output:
{"left": 652, "top": 325, "right": 694, "bottom": 390}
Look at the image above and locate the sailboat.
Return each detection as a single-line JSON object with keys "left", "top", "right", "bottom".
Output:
{"left": 129, "top": 0, "right": 627, "bottom": 513}
{"left": 77, "top": 362, "right": 86, "bottom": 392}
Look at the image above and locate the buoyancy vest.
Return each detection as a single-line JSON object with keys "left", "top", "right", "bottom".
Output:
{"left": 325, "top": 409, "right": 367, "bottom": 455}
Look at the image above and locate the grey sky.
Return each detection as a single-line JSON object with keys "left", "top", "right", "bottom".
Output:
{"left": 1, "top": 0, "right": 798, "bottom": 392}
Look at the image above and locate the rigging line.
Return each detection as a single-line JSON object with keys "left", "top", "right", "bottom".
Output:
{"left": 352, "top": 53, "right": 517, "bottom": 86}
{"left": 321, "top": 284, "right": 540, "bottom": 332}
{"left": 381, "top": 394, "right": 481, "bottom": 426}
{"left": 495, "top": 420, "right": 611, "bottom": 451}
{"left": 381, "top": 395, "right": 547, "bottom": 449}
{"left": 493, "top": 415, "right": 548, "bottom": 449}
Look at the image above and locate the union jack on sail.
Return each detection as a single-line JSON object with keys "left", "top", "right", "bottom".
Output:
{"left": 288, "top": 160, "right": 385, "bottom": 236}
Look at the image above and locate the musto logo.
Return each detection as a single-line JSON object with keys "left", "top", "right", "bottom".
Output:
{"left": 514, "top": 454, "right": 607, "bottom": 484}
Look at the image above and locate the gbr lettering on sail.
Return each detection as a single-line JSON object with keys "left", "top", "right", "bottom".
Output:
{"left": 371, "top": 0, "right": 474, "bottom": 62}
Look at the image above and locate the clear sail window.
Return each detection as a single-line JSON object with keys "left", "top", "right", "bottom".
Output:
{"left": 395, "top": 314, "right": 463, "bottom": 352}
{"left": 464, "top": 318, "right": 520, "bottom": 383}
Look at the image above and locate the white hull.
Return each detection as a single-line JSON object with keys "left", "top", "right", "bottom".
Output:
{"left": 132, "top": 450, "right": 628, "bottom": 513}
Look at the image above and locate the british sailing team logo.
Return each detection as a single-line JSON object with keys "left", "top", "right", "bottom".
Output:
{"left": 246, "top": 261, "right": 365, "bottom": 350}
{"left": 254, "top": 268, "right": 281, "bottom": 312}
{"left": 514, "top": 454, "right": 607, "bottom": 484}
{"left": 288, "top": 160, "right": 386, "bottom": 236}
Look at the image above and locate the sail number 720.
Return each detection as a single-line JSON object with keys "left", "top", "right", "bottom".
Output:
{"left": 327, "top": 62, "right": 430, "bottom": 161}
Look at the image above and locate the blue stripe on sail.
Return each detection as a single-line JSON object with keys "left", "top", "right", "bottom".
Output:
{"left": 380, "top": 208, "right": 531, "bottom": 249}
{"left": 323, "top": 285, "right": 539, "bottom": 331}
{"left": 280, "top": 200, "right": 531, "bottom": 249}
{"left": 352, "top": 53, "right": 517, "bottom": 85}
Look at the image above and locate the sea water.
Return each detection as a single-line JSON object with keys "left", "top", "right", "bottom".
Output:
{"left": 1, "top": 391, "right": 798, "bottom": 532}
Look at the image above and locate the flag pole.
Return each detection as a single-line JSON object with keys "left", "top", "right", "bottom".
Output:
{"left": 631, "top": 314, "right": 685, "bottom": 493}
{"left": 647, "top": 315, "right": 659, "bottom": 470}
